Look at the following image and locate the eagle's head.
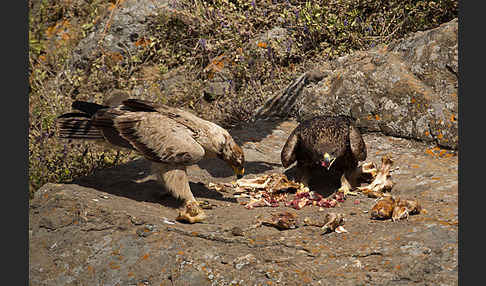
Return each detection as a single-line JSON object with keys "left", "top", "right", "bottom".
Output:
{"left": 220, "top": 135, "right": 245, "bottom": 179}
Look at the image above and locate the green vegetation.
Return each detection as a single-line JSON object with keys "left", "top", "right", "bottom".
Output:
{"left": 28, "top": 0, "right": 458, "bottom": 196}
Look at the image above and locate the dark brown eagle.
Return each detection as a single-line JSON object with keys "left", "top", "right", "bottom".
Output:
{"left": 281, "top": 115, "right": 367, "bottom": 194}
{"left": 56, "top": 97, "right": 245, "bottom": 223}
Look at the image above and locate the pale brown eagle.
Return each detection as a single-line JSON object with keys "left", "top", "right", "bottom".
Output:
{"left": 57, "top": 98, "right": 245, "bottom": 223}
{"left": 281, "top": 115, "right": 367, "bottom": 194}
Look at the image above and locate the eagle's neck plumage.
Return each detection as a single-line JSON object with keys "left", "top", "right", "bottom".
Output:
{"left": 196, "top": 123, "right": 229, "bottom": 158}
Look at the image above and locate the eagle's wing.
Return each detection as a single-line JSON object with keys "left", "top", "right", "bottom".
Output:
{"left": 105, "top": 111, "right": 205, "bottom": 165}
{"left": 281, "top": 128, "right": 300, "bottom": 168}
{"left": 122, "top": 99, "right": 202, "bottom": 130}
{"left": 348, "top": 123, "right": 367, "bottom": 162}
{"left": 85, "top": 108, "right": 134, "bottom": 149}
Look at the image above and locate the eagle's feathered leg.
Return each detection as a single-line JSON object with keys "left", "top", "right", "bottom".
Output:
{"left": 152, "top": 163, "right": 206, "bottom": 223}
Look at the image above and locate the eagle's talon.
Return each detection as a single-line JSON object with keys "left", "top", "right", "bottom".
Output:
{"left": 176, "top": 201, "right": 207, "bottom": 223}
{"left": 341, "top": 188, "right": 359, "bottom": 196}
{"left": 197, "top": 200, "right": 213, "bottom": 209}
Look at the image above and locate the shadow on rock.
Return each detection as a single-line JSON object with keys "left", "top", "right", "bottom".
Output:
{"left": 230, "top": 118, "right": 288, "bottom": 146}
{"left": 244, "top": 161, "right": 283, "bottom": 176}
{"left": 197, "top": 159, "right": 281, "bottom": 178}
{"left": 72, "top": 158, "right": 237, "bottom": 209}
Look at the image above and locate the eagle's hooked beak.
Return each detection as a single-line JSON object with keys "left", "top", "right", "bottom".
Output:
{"left": 232, "top": 165, "right": 245, "bottom": 179}
{"left": 321, "top": 153, "right": 336, "bottom": 170}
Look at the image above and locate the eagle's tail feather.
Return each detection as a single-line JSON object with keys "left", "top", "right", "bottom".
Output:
{"left": 56, "top": 113, "right": 104, "bottom": 140}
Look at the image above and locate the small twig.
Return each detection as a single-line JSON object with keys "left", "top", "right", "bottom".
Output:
{"left": 99, "top": 0, "right": 122, "bottom": 55}
{"left": 380, "top": 14, "right": 396, "bottom": 39}
{"left": 384, "top": 20, "right": 404, "bottom": 42}
{"left": 117, "top": 40, "right": 134, "bottom": 76}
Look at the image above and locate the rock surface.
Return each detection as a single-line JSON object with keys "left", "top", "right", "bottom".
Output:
{"left": 29, "top": 119, "right": 458, "bottom": 285}
{"left": 69, "top": 0, "right": 171, "bottom": 73}
{"left": 256, "top": 19, "right": 458, "bottom": 150}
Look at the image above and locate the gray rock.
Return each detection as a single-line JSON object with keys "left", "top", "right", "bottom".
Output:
{"left": 251, "top": 27, "right": 299, "bottom": 63}
{"left": 69, "top": 0, "right": 171, "bottom": 72}
{"left": 30, "top": 119, "right": 457, "bottom": 285}
{"left": 256, "top": 19, "right": 458, "bottom": 149}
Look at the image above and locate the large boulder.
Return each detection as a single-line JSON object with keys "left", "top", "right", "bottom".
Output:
{"left": 256, "top": 19, "right": 458, "bottom": 150}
